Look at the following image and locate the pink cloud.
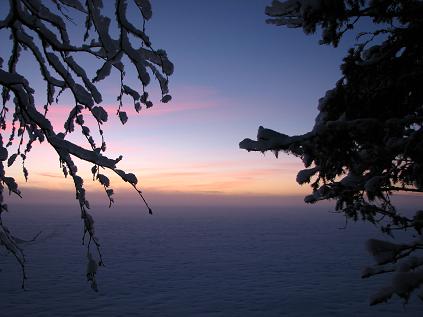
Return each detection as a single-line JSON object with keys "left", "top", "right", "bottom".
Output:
{"left": 40, "top": 84, "right": 219, "bottom": 117}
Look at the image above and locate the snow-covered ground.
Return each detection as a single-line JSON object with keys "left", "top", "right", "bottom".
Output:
{"left": 1, "top": 205, "right": 422, "bottom": 316}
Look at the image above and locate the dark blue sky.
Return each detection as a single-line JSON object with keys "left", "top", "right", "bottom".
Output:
{"left": 149, "top": 0, "right": 352, "bottom": 131}
{"left": 3, "top": 0, "right": 360, "bottom": 203}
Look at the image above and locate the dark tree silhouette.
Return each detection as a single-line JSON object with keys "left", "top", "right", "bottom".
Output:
{"left": 240, "top": 0, "right": 423, "bottom": 304}
{"left": 0, "top": 0, "right": 173, "bottom": 290}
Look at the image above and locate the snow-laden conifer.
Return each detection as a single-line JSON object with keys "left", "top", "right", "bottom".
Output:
{"left": 241, "top": 0, "right": 423, "bottom": 304}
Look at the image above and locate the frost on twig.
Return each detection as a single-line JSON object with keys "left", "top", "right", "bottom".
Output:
{"left": 241, "top": 0, "right": 423, "bottom": 304}
{"left": 0, "top": 0, "right": 173, "bottom": 289}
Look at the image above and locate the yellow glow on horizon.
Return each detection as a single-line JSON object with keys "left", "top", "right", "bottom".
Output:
{"left": 16, "top": 156, "right": 308, "bottom": 198}
{"left": 4, "top": 103, "right": 309, "bottom": 203}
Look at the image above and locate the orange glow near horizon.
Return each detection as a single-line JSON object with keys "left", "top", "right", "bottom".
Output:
{"left": 11, "top": 146, "right": 307, "bottom": 196}
{"left": 2, "top": 70, "right": 313, "bottom": 209}
{"left": 6, "top": 135, "right": 308, "bottom": 203}
{"left": 3, "top": 86, "right": 310, "bottom": 207}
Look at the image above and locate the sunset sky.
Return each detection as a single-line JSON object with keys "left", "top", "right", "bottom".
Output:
{"left": 3, "top": 0, "right": 356, "bottom": 207}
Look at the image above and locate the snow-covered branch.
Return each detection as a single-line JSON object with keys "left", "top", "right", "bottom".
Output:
{"left": 241, "top": 0, "right": 423, "bottom": 305}
{"left": 0, "top": 0, "right": 173, "bottom": 289}
{"left": 265, "top": 0, "right": 423, "bottom": 46}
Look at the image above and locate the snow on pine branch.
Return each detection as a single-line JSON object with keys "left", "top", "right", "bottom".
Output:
{"left": 265, "top": 0, "right": 419, "bottom": 47}
{"left": 363, "top": 238, "right": 423, "bottom": 305}
{"left": 241, "top": 0, "right": 423, "bottom": 305}
{"left": 0, "top": 0, "right": 173, "bottom": 290}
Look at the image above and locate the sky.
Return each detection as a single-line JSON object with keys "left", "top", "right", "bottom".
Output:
{"left": 2, "top": 0, "right": 359, "bottom": 208}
